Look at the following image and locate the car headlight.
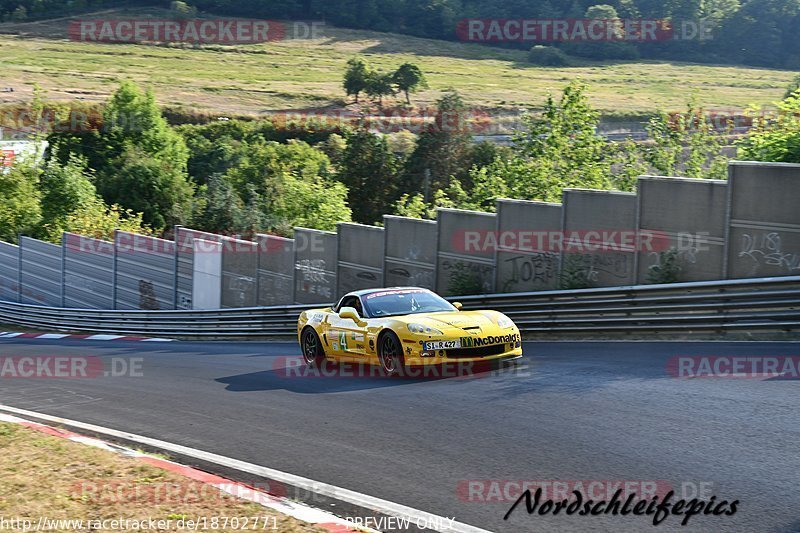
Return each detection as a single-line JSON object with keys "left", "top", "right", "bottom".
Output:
{"left": 407, "top": 323, "right": 444, "bottom": 335}
{"left": 497, "top": 315, "right": 513, "bottom": 328}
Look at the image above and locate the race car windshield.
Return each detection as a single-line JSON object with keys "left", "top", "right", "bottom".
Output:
{"left": 363, "top": 290, "right": 456, "bottom": 318}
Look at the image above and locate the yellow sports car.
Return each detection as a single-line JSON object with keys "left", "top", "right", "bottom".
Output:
{"left": 297, "top": 287, "right": 522, "bottom": 375}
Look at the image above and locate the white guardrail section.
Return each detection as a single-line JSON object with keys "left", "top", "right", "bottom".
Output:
{"left": 1, "top": 276, "right": 799, "bottom": 339}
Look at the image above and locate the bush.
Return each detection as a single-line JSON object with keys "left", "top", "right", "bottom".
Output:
{"left": 447, "top": 262, "right": 485, "bottom": 296}
{"left": 646, "top": 248, "right": 682, "bottom": 284}
{"left": 562, "top": 41, "right": 639, "bottom": 61}
{"left": 528, "top": 46, "right": 570, "bottom": 67}
{"left": 559, "top": 254, "right": 593, "bottom": 290}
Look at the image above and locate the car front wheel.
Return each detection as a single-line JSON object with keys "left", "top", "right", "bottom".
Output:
{"left": 301, "top": 328, "right": 325, "bottom": 367}
{"left": 379, "top": 332, "right": 404, "bottom": 376}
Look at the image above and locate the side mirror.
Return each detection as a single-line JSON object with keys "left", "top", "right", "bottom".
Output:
{"left": 339, "top": 306, "right": 367, "bottom": 326}
{"left": 453, "top": 302, "right": 463, "bottom": 310}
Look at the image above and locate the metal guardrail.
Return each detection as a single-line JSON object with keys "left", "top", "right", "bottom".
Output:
{"left": 0, "top": 276, "right": 799, "bottom": 339}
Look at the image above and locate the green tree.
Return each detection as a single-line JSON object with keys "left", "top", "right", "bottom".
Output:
{"left": 59, "top": 198, "right": 152, "bottom": 242}
{"left": 738, "top": 92, "right": 800, "bottom": 163}
{"left": 392, "top": 63, "right": 428, "bottom": 105}
{"left": 92, "top": 81, "right": 194, "bottom": 229}
{"left": 224, "top": 139, "right": 351, "bottom": 231}
{"left": 0, "top": 159, "right": 41, "bottom": 243}
{"left": 645, "top": 99, "right": 729, "bottom": 179}
{"left": 279, "top": 172, "right": 352, "bottom": 231}
{"left": 393, "top": 189, "right": 454, "bottom": 219}
{"left": 191, "top": 175, "right": 247, "bottom": 234}
{"left": 95, "top": 146, "right": 194, "bottom": 229}
{"left": 338, "top": 129, "right": 400, "bottom": 224}
{"left": 404, "top": 89, "right": 474, "bottom": 195}
{"left": 38, "top": 153, "right": 97, "bottom": 239}
{"left": 364, "top": 70, "right": 395, "bottom": 106}
{"left": 488, "top": 80, "right": 612, "bottom": 201}
{"left": 343, "top": 57, "right": 369, "bottom": 103}
{"left": 178, "top": 119, "right": 252, "bottom": 185}
{"left": 457, "top": 168, "right": 509, "bottom": 211}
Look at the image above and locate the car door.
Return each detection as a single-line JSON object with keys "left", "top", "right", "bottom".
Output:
{"left": 326, "top": 296, "right": 368, "bottom": 360}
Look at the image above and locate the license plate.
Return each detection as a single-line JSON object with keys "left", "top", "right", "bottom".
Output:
{"left": 423, "top": 340, "right": 460, "bottom": 350}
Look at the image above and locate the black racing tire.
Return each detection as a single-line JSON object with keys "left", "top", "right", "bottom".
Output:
{"left": 301, "top": 327, "right": 326, "bottom": 367}
{"left": 378, "top": 331, "right": 405, "bottom": 376}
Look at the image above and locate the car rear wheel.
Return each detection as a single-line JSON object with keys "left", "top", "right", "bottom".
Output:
{"left": 379, "top": 332, "right": 404, "bottom": 376}
{"left": 301, "top": 328, "right": 325, "bottom": 367}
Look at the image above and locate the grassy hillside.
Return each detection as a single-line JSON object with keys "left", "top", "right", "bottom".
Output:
{"left": 0, "top": 8, "right": 795, "bottom": 119}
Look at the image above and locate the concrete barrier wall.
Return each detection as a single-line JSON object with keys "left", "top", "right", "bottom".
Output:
{"left": 383, "top": 215, "right": 437, "bottom": 290}
{"left": 175, "top": 227, "right": 225, "bottom": 310}
{"left": 0, "top": 241, "right": 19, "bottom": 302}
{"left": 221, "top": 238, "right": 258, "bottom": 308}
{"left": 3, "top": 161, "right": 800, "bottom": 310}
{"left": 636, "top": 177, "right": 727, "bottom": 284}
{"left": 192, "top": 239, "right": 223, "bottom": 310}
{"left": 726, "top": 161, "right": 800, "bottom": 278}
{"left": 561, "top": 189, "right": 637, "bottom": 288}
{"left": 19, "top": 236, "right": 63, "bottom": 306}
{"left": 495, "top": 199, "right": 562, "bottom": 292}
{"left": 62, "top": 233, "right": 114, "bottom": 309}
{"left": 114, "top": 231, "right": 176, "bottom": 310}
{"left": 294, "top": 228, "right": 337, "bottom": 304}
{"left": 337, "top": 223, "right": 384, "bottom": 296}
{"left": 256, "top": 234, "right": 294, "bottom": 306}
{"left": 436, "top": 208, "right": 496, "bottom": 296}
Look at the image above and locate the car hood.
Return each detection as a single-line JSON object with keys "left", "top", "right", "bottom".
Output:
{"left": 396, "top": 310, "right": 499, "bottom": 329}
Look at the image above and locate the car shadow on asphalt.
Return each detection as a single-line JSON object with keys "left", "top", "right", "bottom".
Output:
{"left": 215, "top": 357, "right": 528, "bottom": 393}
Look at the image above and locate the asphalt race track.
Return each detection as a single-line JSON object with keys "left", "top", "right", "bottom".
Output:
{"left": 0, "top": 338, "right": 798, "bottom": 533}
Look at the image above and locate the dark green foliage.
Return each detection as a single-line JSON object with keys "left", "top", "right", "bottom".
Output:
{"left": 403, "top": 90, "right": 474, "bottom": 195}
{"left": 343, "top": 57, "right": 369, "bottom": 103}
{"left": 646, "top": 248, "right": 682, "bottom": 284}
{"left": 447, "top": 262, "right": 485, "bottom": 296}
{"left": 392, "top": 63, "right": 428, "bottom": 104}
{"left": 53, "top": 81, "right": 196, "bottom": 230}
{"left": 338, "top": 129, "right": 401, "bottom": 224}
{"left": 559, "top": 254, "right": 594, "bottom": 290}
{"left": 4, "top": 0, "right": 800, "bottom": 68}
{"left": 785, "top": 73, "right": 800, "bottom": 99}
{"left": 737, "top": 91, "right": 800, "bottom": 163}
{"left": 364, "top": 71, "right": 395, "bottom": 106}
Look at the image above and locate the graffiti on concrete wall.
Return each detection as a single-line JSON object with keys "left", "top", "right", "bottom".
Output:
{"left": 583, "top": 253, "right": 631, "bottom": 281}
{"left": 386, "top": 266, "right": 434, "bottom": 288}
{"left": 501, "top": 252, "right": 558, "bottom": 292}
{"left": 739, "top": 232, "right": 800, "bottom": 275}
{"left": 296, "top": 259, "right": 333, "bottom": 299}
{"left": 138, "top": 280, "right": 159, "bottom": 310}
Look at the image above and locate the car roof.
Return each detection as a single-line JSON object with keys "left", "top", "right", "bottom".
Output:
{"left": 344, "top": 287, "right": 431, "bottom": 299}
